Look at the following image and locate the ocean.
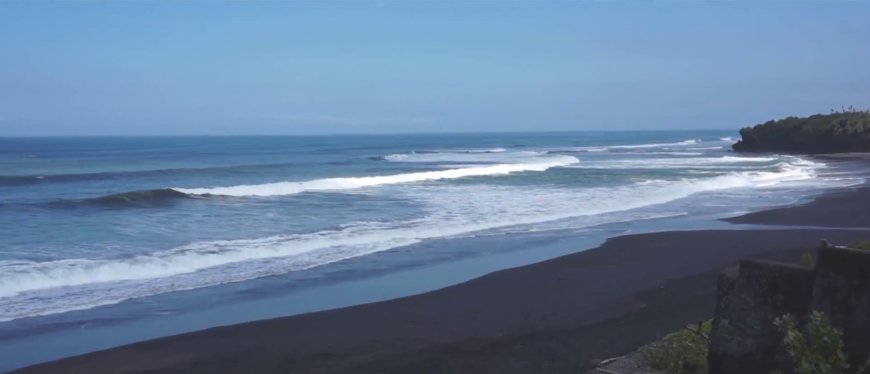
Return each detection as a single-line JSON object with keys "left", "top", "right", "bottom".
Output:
{"left": 1, "top": 131, "right": 866, "bottom": 370}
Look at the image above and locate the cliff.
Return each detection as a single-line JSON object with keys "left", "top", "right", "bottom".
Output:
{"left": 732, "top": 111, "right": 870, "bottom": 154}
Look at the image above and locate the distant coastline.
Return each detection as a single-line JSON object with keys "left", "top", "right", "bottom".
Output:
{"left": 733, "top": 110, "right": 870, "bottom": 154}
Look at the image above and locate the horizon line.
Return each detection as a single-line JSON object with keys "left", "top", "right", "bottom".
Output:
{"left": 0, "top": 128, "right": 739, "bottom": 138}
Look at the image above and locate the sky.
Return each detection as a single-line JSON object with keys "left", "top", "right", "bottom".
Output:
{"left": 0, "top": 1, "right": 868, "bottom": 136}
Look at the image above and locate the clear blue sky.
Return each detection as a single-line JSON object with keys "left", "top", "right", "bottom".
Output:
{"left": 1, "top": 1, "right": 868, "bottom": 136}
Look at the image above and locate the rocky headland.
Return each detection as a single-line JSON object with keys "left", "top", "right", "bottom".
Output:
{"left": 733, "top": 110, "right": 870, "bottom": 154}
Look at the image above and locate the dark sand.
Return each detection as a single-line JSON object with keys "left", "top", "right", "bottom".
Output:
{"left": 725, "top": 184, "right": 870, "bottom": 228}
{"left": 15, "top": 187, "right": 870, "bottom": 374}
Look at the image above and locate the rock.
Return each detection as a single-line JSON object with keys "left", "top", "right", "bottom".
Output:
{"left": 709, "top": 245, "right": 870, "bottom": 373}
{"left": 811, "top": 247, "right": 870, "bottom": 368}
{"left": 708, "top": 259, "right": 815, "bottom": 374}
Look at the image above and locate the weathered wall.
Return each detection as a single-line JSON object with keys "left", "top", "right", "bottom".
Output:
{"left": 812, "top": 247, "right": 870, "bottom": 368}
{"left": 709, "top": 246, "right": 870, "bottom": 373}
{"left": 708, "top": 260, "right": 814, "bottom": 374}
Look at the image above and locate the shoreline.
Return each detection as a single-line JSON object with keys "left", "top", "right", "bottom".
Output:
{"left": 13, "top": 183, "right": 870, "bottom": 373}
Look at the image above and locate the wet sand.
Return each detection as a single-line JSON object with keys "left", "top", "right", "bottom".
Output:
{"left": 725, "top": 185, "right": 870, "bottom": 228}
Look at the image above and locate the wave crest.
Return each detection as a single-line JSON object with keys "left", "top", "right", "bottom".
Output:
{"left": 547, "top": 139, "right": 700, "bottom": 153}
{"left": 84, "top": 188, "right": 195, "bottom": 208}
{"left": 174, "top": 155, "right": 579, "bottom": 197}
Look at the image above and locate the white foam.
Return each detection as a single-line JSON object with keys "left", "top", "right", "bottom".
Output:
{"left": 383, "top": 150, "right": 541, "bottom": 163}
{"left": 720, "top": 156, "right": 778, "bottom": 162}
{"left": 567, "top": 155, "right": 778, "bottom": 170}
{"left": 688, "top": 146, "right": 724, "bottom": 150}
{"left": 174, "top": 155, "right": 578, "bottom": 197}
{"left": 0, "top": 156, "right": 829, "bottom": 321}
{"left": 4, "top": 154, "right": 851, "bottom": 322}
{"left": 606, "top": 139, "right": 699, "bottom": 149}
{"left": 0, "top": 223, "right": 424, "bottom": 300}
{"left": 720, "top": 137, "right": 736, "bottom": 142}
{"left": 463, "top": 148, "right": 506, "bottom": 153}
{"left": 648, "top": 152, "right": 705, "bottom": 156}
{"left": 550, "top": 139, "right": 699, "bottom": 153}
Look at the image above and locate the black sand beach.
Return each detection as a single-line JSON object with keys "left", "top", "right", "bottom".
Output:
{"left": 14, "top": 186, "right": 870, "bottom": 374}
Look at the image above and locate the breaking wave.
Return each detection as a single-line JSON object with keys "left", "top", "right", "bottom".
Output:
{"left": 2, "top": 189, "right": 199, "bottom": 210}
{"left": 81, "top": 189, "right": 196, "bottom": 208}
{"left": 462, "top": 148, "right": 507, "bottom": 153}
{"left": 0, "top": 156, "right": 826, "bottom": 321}
{"left": 605, "top": 139, "right": 699, "bottom": 149}
{"left": 174, "top": 155, "right": 579, "bottom": 197}
{"left": 548, "top": 139, "right": 700, "bottom": 153}
{"left": 566, "top": 155, "right": 780, "bottom": 170}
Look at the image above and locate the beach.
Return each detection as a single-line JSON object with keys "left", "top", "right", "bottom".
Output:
{"left": 4, "top": 1, "right": 870, "bottom": 372}
{"left": 14, "top": 184, "right": 870, "bottom": 374}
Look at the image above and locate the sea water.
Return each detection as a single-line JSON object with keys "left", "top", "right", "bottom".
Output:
{"left": 1, "top": 131, "right": 867, "bottom": 370}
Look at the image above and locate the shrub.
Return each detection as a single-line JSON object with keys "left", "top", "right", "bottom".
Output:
{"left": 774, "top": 311, "right": 850, "bottom": 374}
{"left": 641, "top": 320, "right": 711, "bottom": 374}
{"left": 800, "top": 251, "right": 815, "bottom": 268}
{"left": 853, "top": 240, "right": 870, "bottom": 251}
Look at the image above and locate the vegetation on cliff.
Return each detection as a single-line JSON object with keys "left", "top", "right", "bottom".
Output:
{"left": 774, "top": 311, "right": 851, "bottom": 374}
{"left": 640, "top": 320, "right": 711, "bottom": 374}
{"left": 733, "top": 109, "right": 870, "bottom": 153}
{"left": 640, "top": 312, "right": 866, "bottom": 374}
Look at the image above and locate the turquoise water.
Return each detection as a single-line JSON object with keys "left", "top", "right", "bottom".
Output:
{"left": 1, "top": 131, "right": 866, "bottom": 370}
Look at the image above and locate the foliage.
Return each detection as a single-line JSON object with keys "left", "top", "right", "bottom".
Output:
{"left": 774, "top": 311, "right": 850, "bottom": 374}
{"left": 733, "top": 110, "right": 870, "bottom": 153}
{"left": 853, "top": 240, "right": 870, "bottom": 251}
{"left": 641, "top": 320, "right": 711, "bottom": 374}
{"left": 800, "top": 251, "right": 815, "bottom": 268}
